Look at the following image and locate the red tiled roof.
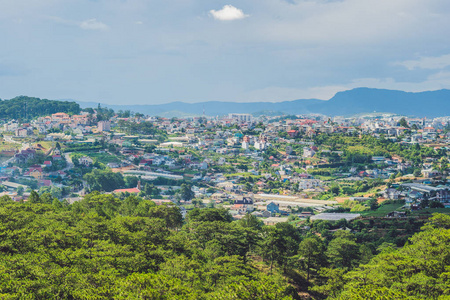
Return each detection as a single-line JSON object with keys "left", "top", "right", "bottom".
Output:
{"left": 112, "top": 188, "right": 140, "bottom": 194}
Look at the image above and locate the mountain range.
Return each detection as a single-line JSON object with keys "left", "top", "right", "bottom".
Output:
{"left": 74, "top": 87, "right": 450, "bottom": 118}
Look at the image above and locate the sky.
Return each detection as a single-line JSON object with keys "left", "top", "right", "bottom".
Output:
{"left": 1, "top": 0, "right": 450, "bottom": 105}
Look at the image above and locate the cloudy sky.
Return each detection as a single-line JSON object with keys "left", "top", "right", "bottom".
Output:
{"left": 1, "top": 0, "right": 450, "bottom": 104}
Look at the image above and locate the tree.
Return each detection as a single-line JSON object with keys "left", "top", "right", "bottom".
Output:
{"left": 330, "top": 184, "right": 340, "bottom": 196}
{"left": 413, "top": 169, "right": 422, "bottom": 177}
{"left": 147, "top": 204, "right": 183, "bottom": 229}
{"left": 239, "top": 213, "right": 263, "bottom": 230}
{"left": 0, "top": 195, "right": 12, "bottom": 203}
{"left": 40, "top": 192, "right": 54, "bottom": 204}
{"left": 119, "top": 195, "right": 141, "bottom": 216}
{"left": 399, "top": 117, "right": 409, "bottom": 128}
{"left": 52, "top": 198, "right": 64, "bottom": 210}
{"left": 326, "top": 232, "right": 360, "bottom": 269}
{"left": 180, "top": 184, "right": 194, "bottom": 201}
{"left": 28, "top": 190, "right": 40, "bottom": 203}
{"left": 338, "top": 214, "right": 450, "bottom": 299}
{"left": 16, "top": 186, "right": 24, "bottom": 196}
{"left": 84, "top": 169, "right": 125, "bottom": 192}
{"left": 261, "top": 223, "right": 301, "bottom": 271}
{"left": 188, "top": 208, "right": 233, "bottom": 223}
{"left": 297, "top": 236, "right": 326, "bottom": 281}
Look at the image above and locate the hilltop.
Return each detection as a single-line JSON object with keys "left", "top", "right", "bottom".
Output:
{"left": 0, "top": 96, "right": 80, "bottom": 120}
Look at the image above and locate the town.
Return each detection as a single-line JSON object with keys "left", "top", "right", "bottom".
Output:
{"left": 2, "top": 105, "right": 450, "bottom": 223}
{"left": 1, "top": 98, "right": 449, "bottom": 299}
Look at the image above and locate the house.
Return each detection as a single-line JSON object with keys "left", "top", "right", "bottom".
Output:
{"left": 266, "top": 202, "right": 280, "bottom": 214}
{"left": 15, "top": 128, "right": 28, "bottom": 137}
{"left": 235, "top": 197, "right": 253, "bottom": 205}
{"left": 51, "top": 112, "right": 70, "bottom": 121}
{"left": 78, "top": 156, "right": 93, "bottom": 167}
{"left": 302, "top": 147, "right": 316, "bottom": 158}
{"left": 299, "top": 211, "right": 314, "bottom": 218}
{"left": 112, "top": 187, "right": 141, "bottom": 194}
{"left": 139, "top": 159, "right": 153, "bottom": 167}
{"left": 287, "top": 130, "right": 298, "bottom": 138}
{"left": 382, "top": 188, "right": 401, "bottom": 200}
{"left": 14, "top": 149, "right": 36, "bottom": 164}
{"left": 52, "top": 155, "right": 62, "bottom": 161}
{"left": 217, "top": 181, "right": 239, "bottom": 192}
{"left": 38, "top": 179, "right": 53, "bottom": 187}
{"left": 422, "top": 168, "right": 441, "bottom": 178}
{"left": 26, "top": 167, "right": 43, "bottom": 180}
{"left": 107, "top": 162, "right": 120, "bottom": 168}
{"left": 402, "top": 183, "right": 450, "bottom": 205}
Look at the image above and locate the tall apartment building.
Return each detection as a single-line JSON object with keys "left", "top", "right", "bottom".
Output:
{"left": 98, "top": 121, "right": 111, "bottom": 132}
{"left": 228, "top": 113, "right": 253, "bottom": 123}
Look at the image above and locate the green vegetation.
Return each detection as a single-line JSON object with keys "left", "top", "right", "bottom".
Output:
{"left": 0, "top": 196, "right": 295, "bottom": 299}
{"left": 0, "top": 192, "right": 448, "bottom": 299}
{"left": 0, "top": 96, "right": 80, "bottom": 120}
{"left": 0, "top": 141, "right": 21, "bottom": 153}
{"left": 360, "top": 201, "right": 405, "bottom": 217}
{"left": 117, "top": 120, "right": 166, "bottom": 140}
{"left": 313, "top": 133, "right": 440, "bottom": 166}
{"left": 75, "top": 151, "right": 121, "bottom": 164}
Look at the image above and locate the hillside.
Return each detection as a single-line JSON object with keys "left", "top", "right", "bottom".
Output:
{"left": 0, "top": 96, "right": 80, "bottom": 120}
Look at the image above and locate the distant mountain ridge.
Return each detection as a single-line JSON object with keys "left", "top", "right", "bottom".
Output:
{"left": 71, "top": 87, "right": 450, "bottom": 117}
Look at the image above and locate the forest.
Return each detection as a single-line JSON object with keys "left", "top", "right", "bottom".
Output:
{"left": 0, "top": 96, "right": 80, "bottom": 120}
{"left": 0, "top": 194, "right": 449, "bottom": 299}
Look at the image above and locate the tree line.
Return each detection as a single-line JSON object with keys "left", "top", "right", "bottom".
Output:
{"left": 0, "top": 96, "right": 80, "bottom": 120}
{"left": 0, "top": 193, "right": 448, "bottom": 299}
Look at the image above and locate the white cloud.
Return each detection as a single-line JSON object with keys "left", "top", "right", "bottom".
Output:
{"left": 396, "top": 54, "right": 450, "bottom": 70}
{"left": 80, "top": 19, "right": 108, "bottom": 31}
{"left": 209, "top": 5, "right": 249, "bottom": 21}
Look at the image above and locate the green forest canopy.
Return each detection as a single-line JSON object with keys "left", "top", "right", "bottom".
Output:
{"left": 0, "top": 96, "right": 80, "bottom": 120}
{"left": 0, "top": 192, "right": 449, "bottom": 299}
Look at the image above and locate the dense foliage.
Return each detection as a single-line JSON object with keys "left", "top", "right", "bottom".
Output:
{"left": 0, "top": 195, "right": 294, "bottom": 299}
{"left": 0, "top": 193, "right": 448, "bottom": 299}
{"left": 0, "top": 96, "right": 80, "bottom": 120}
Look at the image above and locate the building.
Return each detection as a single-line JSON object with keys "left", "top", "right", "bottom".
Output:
{"left": 51, "top": 113, "right": 70, "bottom": 121}
{"left": 79, "top": 156, "right": 94, "bottom": 167}
{"left": 112, "top": 187, "right": 140, "bottom": 194}
{"left": 310, "top": 213, "right": 361, "bottom": 222}
{"left": 26, "top": 167, "right": 43, "bottom": 180}
{"left": 228, "top": 113, "right": 252, "bottom": 123}
{"left": 266, "top": 202, "right": 280, "bottom": 214}
{"left": 402, "top": 183, "right": 450, "bottom": 206}
{"left": 303, "top": 147, "right": 316, "bottom": 158}
{"left": 15, "top": 128, "right": 28, "bottom": 137}
{"left": 98, "top": 121, "right": 111, "bottom": 132}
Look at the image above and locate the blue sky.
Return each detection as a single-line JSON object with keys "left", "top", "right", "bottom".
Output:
{"left": 1, "top": 0, "right": 450, "bottom": 104}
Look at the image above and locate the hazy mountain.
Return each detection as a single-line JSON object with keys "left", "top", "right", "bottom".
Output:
{"left": 308, "top": 88, "right": 450, "bottom": 117}
{"left": 73, "top": 87, "right": 450, "bottom": 117}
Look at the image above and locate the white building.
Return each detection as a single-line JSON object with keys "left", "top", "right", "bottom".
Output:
{"left": 228, "top": 113, "right": 252, "bottom": 123}
{"left": 302, "top": 147, "right": 316, "bottom": 158}
{"left": 98, "top": 121, "right": 111, "bottom": 132}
